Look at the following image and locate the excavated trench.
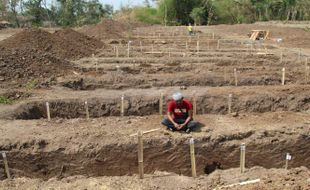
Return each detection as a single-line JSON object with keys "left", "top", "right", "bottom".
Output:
{"left": 1, "top": 131, "right": 309, "bottom": 180}
{"left": 9, "top": 91, "right": 310, "bottom": 120}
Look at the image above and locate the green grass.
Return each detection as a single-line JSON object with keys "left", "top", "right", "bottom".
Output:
{"left": 0, "top": 96, "right": 13, "bottom": 104}
{"left": 26, "top": 79, "right": 38, "bottom": 90}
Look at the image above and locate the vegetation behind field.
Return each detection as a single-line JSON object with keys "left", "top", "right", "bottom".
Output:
{"left": 1, "top": 0, "right": 310, "bottom": 27}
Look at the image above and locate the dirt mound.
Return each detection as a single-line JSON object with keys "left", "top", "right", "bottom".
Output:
{"left": 53, "top": 28, "right": 103, "bottom": 50}
{"left": 0, "top": 28, "right": 102, "bottom": 60}
{"left": 0, "top": 46, "right": 73, "bottom": 86}
{"left": 78, "top": 19, "right": 128, "bottom": 40}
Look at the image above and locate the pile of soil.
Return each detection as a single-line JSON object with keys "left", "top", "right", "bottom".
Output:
{"left": 78, "top": 19, "right": 128, "bottom": 40}
{"left": 0, "top": 46, "right": 73, "bottom": 86}
{"left": 53, "top": 28, "right": 103, "bottom": 51}
{"left": 0, "top": 28, "right": 103, "bottom": 60}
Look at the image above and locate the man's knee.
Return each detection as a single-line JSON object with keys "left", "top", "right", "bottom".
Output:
{"left": 161, "top": 118, "right": 172, "bottom": 127}
{"left": 187, "top": 121, "right": 197, "bottom": 129}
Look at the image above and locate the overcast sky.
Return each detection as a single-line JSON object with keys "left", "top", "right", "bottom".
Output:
{"left": 101, "top": 0, "right": 156, "bottom": 10}
{"left": 48, "top": 0, "right": 156, "bottom": 10}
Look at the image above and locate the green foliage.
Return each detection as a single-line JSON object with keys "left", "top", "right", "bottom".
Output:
{"left": 0, "top": 96, "right": 13, "bottom": 104}
{"left": 26, "top": 79, "right": 38, "bottom": 90}
{"left": 133, "top": 7, "right": 161, "bottom": 24}
{"left": 190, "top": 7, "right": 206, "bottom": 25}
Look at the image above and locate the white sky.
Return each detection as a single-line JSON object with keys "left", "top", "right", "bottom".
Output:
{"left": 48, "top": 0, "right": 156, "bottom": 10}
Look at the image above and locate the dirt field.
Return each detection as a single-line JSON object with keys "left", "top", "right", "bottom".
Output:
{"left": 0, "top": 21, "right": 310, "bottom": 189}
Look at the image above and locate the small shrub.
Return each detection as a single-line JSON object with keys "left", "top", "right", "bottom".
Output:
{"left": 26, "top": 79, "right": 38, "bottom": 90}
{"left": 0, "top": 96, "right": 13, "bottom": 104}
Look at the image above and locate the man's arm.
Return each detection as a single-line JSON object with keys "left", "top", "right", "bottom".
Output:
{"left": 167, "top": 112, "right": 179, "bottom": 129}
{"left": 180, "top": 110, "right": 192, "bottom": 129}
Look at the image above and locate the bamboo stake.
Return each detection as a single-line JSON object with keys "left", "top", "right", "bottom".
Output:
{"left": 282, "top": 68, "right": 285, "bottom": 85}
{"left": 129, "top": 128, "right": 161, "bottom": 137}
{"left": 306, "top": 66, "right": 310, "bottom": 83}
{"left": 189, "top": 138, "right": 197, "bottom": 177}
{"left": 85, "top": 101, "right": 89, "bottom": 120}
{"left": 228, "top": 94, "right": 232, "bottom": 114}
{"left": 159, "top": 92, "right": 164, "bottom": 116}
{"left": 46, "top": 102, "right": 51, "bottom": 121}
{"left": 138, "top": 130, "right": 144, "bottom": 179}
{"left": 127, "top": 41, "right": 131, "bottom": 58}
{"left": 116, "top": 46, "right": 119, "bottom": 57}
{"left": 240, "top": 143, "right": 246, "bottom": 173}
{"left": 285, "top": 153, "right": 291, "bottom": 170}
{"left": 196, "top": 41, "right": 200, "bottom": 55}
{"left": 140, "top": 41, "right": 143, "bottom": 52}
{"left": 2, "top": 152, "right": 11, "bottom": 179}
{"left": 234, "top": 68, "right": 238, "bottom": 86}
{"left": 193, "top": 92, "right": 197, "bottom": 116}
{"left": 121, "top": 95, "right": 124, "bottom": 117}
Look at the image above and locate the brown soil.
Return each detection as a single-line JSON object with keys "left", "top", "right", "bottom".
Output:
{"left": 78, "top": 19, "right": 129, "bottom": 40}
{"left": 1, "top": 23, "right": 310, "bottom": 190}
{"left": 209, "top": 24, "right": 310, "bottom": 50}
{"left": 0, "top": 167, "right": 309, "bottom": 190}
{"left": 53, "top": 28, "right": 104, "bottom": 50}
{"left": 0, "top": 46, "right": 73, "bottom": 87}
{"left": 0, "top": 28, "right": 103, "bottom": 60}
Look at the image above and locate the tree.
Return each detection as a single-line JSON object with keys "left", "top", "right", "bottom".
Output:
{"left": 8, "top": 0, "right": 20, "bottom": 27}
{"left": 190, "top": 7, "right": 205, "bottom": 25}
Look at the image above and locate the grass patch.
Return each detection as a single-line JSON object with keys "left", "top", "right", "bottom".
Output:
{"left": 0, "top": 96, "right": 13, "bottom": 104}
{"left": 26, "top": 79, "right": 38, "bottom": 90}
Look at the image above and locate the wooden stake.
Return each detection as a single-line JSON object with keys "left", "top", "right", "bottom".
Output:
{"left": 282, "top": 68, "right": 285, "bottom": 85}
{"left": 159, "top": 93, "right": 164, "bottom": 116}
{"left": 196, "top": 41, "right": 200, "bottom": 55}
{"left": 285, "top": 153, "right": 291, "bottom": 170}
{"left": 212, "top": 32, "right": 215, "bottom": 39}
{"left": 46, "top": 102, "right": 51, "bottom": 121}
{"left": 240, "top": 143, "right": 246, "bottom": 173}
{"left": 306, "top": 66, "right": 310, "bottom": 83}
{"left": 140, "top": 41, "right": 143, "bottom": 52}
{"left": 234, "top": 68, "right": 238, "bottom": 86}
{"left": 127, "top": 42, "right": 131, "bottom": 58}
{"left": 130, "top": 128, "right": 161, "bottom": 137}
{"left": 116, "top": 46, "right": 119, "bottom": 57}
{"left": 228, "top": 94, "right": 232, "bottom": 114}
{"left": 189, "top": 138, "right": 197, "bottom": 177}
{"left": 193, "top": 92, "right": 197, "bottom": 116}
{"left": 2, "top": 152, "right": 11, "bottom": 179}
{"left": 85, "top": 101, "right": 89, "bottom": 120}
{"left": 121, "top": 95, "right": 124, "bottom": 117}
{"left": 138, "top": 130, "right": 144, "bottom": 179}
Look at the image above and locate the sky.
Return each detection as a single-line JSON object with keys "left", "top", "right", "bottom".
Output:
{"left": 100, "top": 0, "right": 156, "bottom": 10}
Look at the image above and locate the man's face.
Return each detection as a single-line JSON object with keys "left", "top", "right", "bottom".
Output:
{"left": 176, "top": 98, "right": 183, "bottom": 106}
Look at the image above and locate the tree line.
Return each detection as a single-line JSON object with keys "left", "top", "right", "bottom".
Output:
{"left": 0, "top": 0, "right": 113, "bottom": 27}
{"left": 1, "top": 0, "right": 310, "bottom": 27}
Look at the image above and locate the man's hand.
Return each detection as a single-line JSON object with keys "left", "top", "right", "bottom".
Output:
{"left": 173, "top": 123, "right": 180, "bottom": 130}
{"left": 178, "top": 124, "right": 185, "bottom": 130}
